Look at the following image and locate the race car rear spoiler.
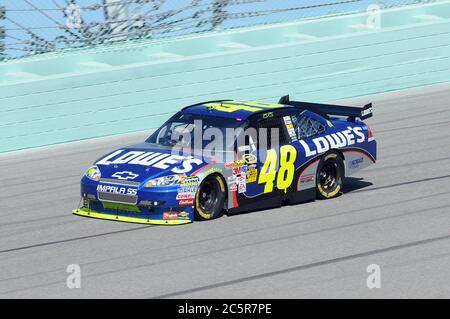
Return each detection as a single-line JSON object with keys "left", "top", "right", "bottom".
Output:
{"left": 279, "top": 95, "right": 373, "bottom": 121}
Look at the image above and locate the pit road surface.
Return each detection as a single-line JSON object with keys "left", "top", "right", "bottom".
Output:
{"left": 0, "top": 84, "right": 449, "bottom": 298}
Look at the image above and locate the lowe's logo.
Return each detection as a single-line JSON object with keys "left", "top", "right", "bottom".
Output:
{"left": 300, "top": 127, "right": 365, "bottom": 157}
{"left": 112, "top": 171, "right": 139, "bottom": 180}
{"left": 362, "top": 107, "right": 372, "bottom": 117}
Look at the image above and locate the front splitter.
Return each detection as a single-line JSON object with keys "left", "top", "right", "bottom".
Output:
{"left": 73, "top": 208, "right": 192, "bottom": 225}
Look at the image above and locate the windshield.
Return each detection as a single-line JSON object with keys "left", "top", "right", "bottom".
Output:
{"left": 146, "top": 112, "right": 248, "bottom": 150}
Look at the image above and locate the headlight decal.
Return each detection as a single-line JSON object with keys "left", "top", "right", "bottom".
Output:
{"left": 145, "top": 174, "right": 183, "bottom": 187}
{"left": 85, "top": 165, "right": 101, "bottom": 181}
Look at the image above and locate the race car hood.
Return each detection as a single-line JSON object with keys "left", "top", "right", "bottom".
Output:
{"left": 93, "top": 143, "right": 208, "bottom": 182}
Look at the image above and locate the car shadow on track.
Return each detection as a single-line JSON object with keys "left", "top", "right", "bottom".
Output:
{"left": 226, "top": 177, "right": 373, "bottom": 218}
{"left": 342, "top": 177, "right": 373, "bottom": 194}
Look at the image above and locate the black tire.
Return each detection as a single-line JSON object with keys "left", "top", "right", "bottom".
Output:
{"left": 316, "top": 151, "right": 345, "bottom": 199}
{"left": 194, "top": 174, "right": 226, "bottom": 221}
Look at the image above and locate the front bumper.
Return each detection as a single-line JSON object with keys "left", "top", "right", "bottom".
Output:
{"left": 74, "top": 177, "right": 195, "bottom": 225}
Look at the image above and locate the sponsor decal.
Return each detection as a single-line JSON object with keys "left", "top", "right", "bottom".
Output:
{"left": 227, "top": 159, "right": 247, "bottom": 171}
{"left": 178, "top": 186, "right": 197, "bottom": 193}
{"left": 96, "top": 184, "right": 137, "bottom": 196}
{"left": 163, "top": 212, "right": 179, "bottom": 220}
{"left": 111, "top": 171, "right": 139, "bottom": 180}
{"left": 177, "top": 211, "right": 190, "bottom": 220}
{"left": 179, "top": 199, "right": 195, "bottom": 206}
{"left": 238, "top": 183, "right": 247, "bottom": 194}
{"left": 227, "top": 175, "right": 236, "bottom": 182}
{"left": 300, "top": 174, "right": 315, "bottom": 184}
{"left": 362, "top": 106, "right": 373, "bottom": 118}
{"left": 176, "top": 193, "right": 195, "bottom": 200}
{"left": 236, "top": 175, "right": 246, "bottom": 184}
{"left": 238, "top": 145, "right": 251, "bottom": 153}
{"left": 205, "top": 167, "right": 223, "bottom": 174}
{"left": 246, "top": 169, "right": 258, "bottom": 183}
{"left": 300, "top": 127, "right": 365, "bottom": 157}
{"left": 243, "top": 153, "right": 257, "bottom": 164}
{"left": 96, "top": 150, "right": 203, "bottom": 174}
{"left": 204, "top": 101, "right": 281, "bottom": 113}
{"left": 263, "top": 112, "right": 274, "bottom": 119}
{"left": 283, "top": 116, "right": 292, "bottom": 124}
{"left": 229, "top": 183, "right": 238, "bottom": 192}
{"left": 232, "top": 165, "right": 248, "bottom": 176}
{"left": 349, "top": 157, "right": 364, "bottom": 169}
{"left": 225, "top": 162, "right": 235, "bottom": 169}
{"left": 284, "top": 116, "right": 298, "bottom": 142}
{"left": 180, "top": 175, "right": 199, "bottom": 187}
{"left": 177, "top": 184, "right": 197, "bottom": 200}
{"left": 234, "top": 160, "right": 245, "bottom": 167}
{"left": 180, "top": 181, "right": 198, "bottom": 187}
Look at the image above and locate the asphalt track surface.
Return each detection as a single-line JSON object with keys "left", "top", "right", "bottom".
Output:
{"left": 0, "top": 84, "right": 449, "bottom": 298}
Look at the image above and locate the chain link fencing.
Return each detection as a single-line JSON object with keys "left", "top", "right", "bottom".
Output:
{"left": 0, "top": 0, "right": 444, "bottom": 60}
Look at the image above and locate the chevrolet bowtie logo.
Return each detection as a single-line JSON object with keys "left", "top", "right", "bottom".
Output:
{"left": 112, "top": 171, "right": 139, "bottom": 180}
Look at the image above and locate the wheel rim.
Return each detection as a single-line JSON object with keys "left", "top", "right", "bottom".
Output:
{"left": 198, "top": 180, "right": 220, "bottom": 212}
{"left": 319, "top": 161, "right": 338, "bottom": 191}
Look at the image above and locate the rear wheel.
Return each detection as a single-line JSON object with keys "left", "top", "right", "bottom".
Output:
{"left": 194, "top": 175, "right": 226, "bottom": 221}
{"left": 316, "top": 152, "right": 344, "bottom": 199}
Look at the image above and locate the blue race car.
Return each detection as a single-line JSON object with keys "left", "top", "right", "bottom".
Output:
{"left": 73, "top": 95, "right": 376, "bottom": 225}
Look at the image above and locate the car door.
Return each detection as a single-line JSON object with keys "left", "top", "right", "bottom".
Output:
{"left": 233, "top": 112, "right": 296, "bottom": 209}
{"left": 250, "top": 109, "right": 329, "bottom": 196}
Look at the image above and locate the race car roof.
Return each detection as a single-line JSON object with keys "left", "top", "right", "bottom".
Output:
{"left": 182, "top": 100, "right": 291, "bottom": 120}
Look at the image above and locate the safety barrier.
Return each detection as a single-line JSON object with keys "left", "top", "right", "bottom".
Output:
{"left": 0, "top": 1, "right": 449, "bottom": 153}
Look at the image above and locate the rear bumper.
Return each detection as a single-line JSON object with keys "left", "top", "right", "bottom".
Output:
{"left": 73, "top": 207, "right": 192, "bottom": 225}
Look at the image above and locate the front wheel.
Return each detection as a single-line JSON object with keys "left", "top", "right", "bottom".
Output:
{"left": 194, "top": 175, "right": 226, "bottom": 221}
{"left": 316, "top": 152, "right": 344, "bottom": 199}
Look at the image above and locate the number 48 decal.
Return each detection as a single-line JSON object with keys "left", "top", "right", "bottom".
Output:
{"left": 258, "top": 145, "right": 297, "bottom": 193}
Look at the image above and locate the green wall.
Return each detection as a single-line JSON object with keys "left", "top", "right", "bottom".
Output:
{"left": 1, "top": 1, "right": 450, "bottom": 153}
